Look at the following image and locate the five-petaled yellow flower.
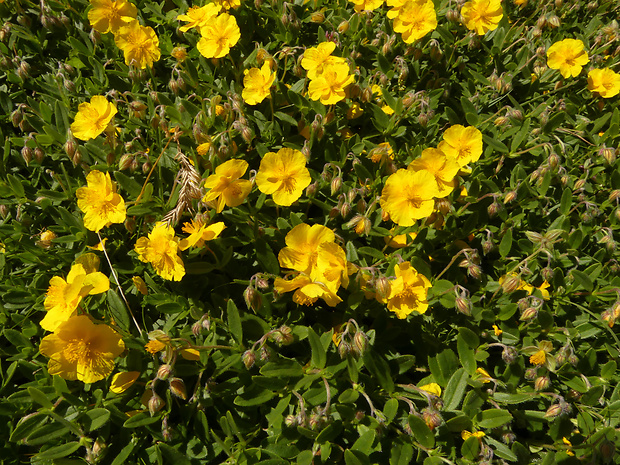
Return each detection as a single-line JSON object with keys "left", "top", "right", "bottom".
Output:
{"left": 408, "top": 148, "right": 460, "bottom": 198}
{"left": 203, "top": 159, "right": 252, "bottom": 213}
{"left": 308, "top": 62, "right": 355, "bottom": 105}
{"left": 115, "top": 20, "right": 161, "bottom": 69}
{"left": 301, "top": 42, "right": 347, "bottom": 80}
{"left": 255, "top": 148, "right": 311, "bottom": 206}
{"left": 88, "top": 0, "right": 137, "bottom": 34}
{"left": 40, "top": 315, "right": 125, "bottom": 383}
{"left": 588, "top": 68, "right": 620, "bottom": 98}
{"left": 41, "top": 254, "right": 110, "bottom": 332}
{"left": 349, "top": 0, "right": 384, "bottom": 12}
{"left": 134, "top": 222, "right": 186, "bottom": 281}
{"left": 437, "top": 125, "right": 484, "bottom": 167}
{"left": 380, "top": 169, "right": 439, "bottom": 227}
{"left": 197, "top": 13, "right": 240, "bottom": 58}
{"left": 242, "top": 62, "right": 276, "bottom": 105}
{"left": 179, "top": 219, "right": 226, "bottom": 250}
{"left": 274, "top": 274, "right": 342, "bottom": 307}
{"left": 71, "top": 95, "right": 117, "bottom": 141}
{"left": 177, "top": 3, "right": 221, "bottom": 32}
{"left": 460, "top": 0, "right": 503, "bottom": 35}
{"left": 546, "top": 39, "right": 589, "bottom": 79}
{"left": 386, "top": 261, "right": 432, "bottom": 318}
{"left": 76, "top": 170, "right": 127, "bottom": 232}
{"left": 392, "top": 0, "right": 437, "bottom": 43}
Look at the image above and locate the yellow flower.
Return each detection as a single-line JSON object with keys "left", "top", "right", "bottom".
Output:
{"left": 301, "top": 42, "right": 347, "bottom": 80}
{"left": 110, "top": 371, "right": 140, "bottom": 393}
{"left": 242, "top": 62, "right": 276, "bottom": 105}
{"left": 308, "top": 62, "right": 354, "bottom": 105}
{"left": 380, "top": 169, "right": 439, "bottom": 227}
{"left": 562, "top": 437, "right": 574, "bottom": 456}
{"left": 408, "top": 148, "right": 460, "bottom": 198}
{"left": 369, "top": 142, "right": 395, "bottom": 165}
{"left": 382, "top": 104, "right": 395, "bottom": 115}
{"left": 419, "top": 382, "right": 441, "bottom": 396}
{"left": 349, "top": 0, "right": 384, "bottom": 12}
{"left": 88, "top": 0, "right": 137, "bottom": 34}
{"left": 37, "top": 230, "right": 57, "bottom": 249}
{"left": 134, "top": 222, "right": 186, "bottom": 281}
{"left": 462, "top": 430, "right": 485, "bottom": 440}
{"left": 492, "top": 324, "right": 503, "bottom": 336}
{"left": 529, "top": 350, "right": 546, "bottom": 366}
{"left": 386, "top": 261, "right": 431, "bottom": 318}
{"left": 177, "top": 3, "right": 221, "bottom": 32}
{"left": 171, "top": 46, "right": 188, "bottom": 62}
{"left": 40, "top": 315, "right": 125, "bottom": 383}
{"left": 476, "top": 367, "right": 492, "bottom": 383}
{"left": 347, "top": 102, "right": 364, "bottom": 119}
{"left": 588, "top": 68, "right": 620, "bottom": 98}
{"left": 197, "top": 141, "right": 212, "bottom": 156}
{"left": 546, "top": 39, "right": 589, "bottom": 79}
{"left": 255, "top": 148, "right": 311, "bottom": 206}
{"left": 499, "top": 273, "right": 551, "bottom": 300}
{"left": 71, "top": 95, "right": 117, "bottom": 141}
{"left": 115, "top": 20, "right": 161, "bottom": 69}
{"left": 274, "top": 274, "right": 342, "bottom": 307}
{"left": 132, "top": 276, "right": 148, "bottom": 295}
{"left": 392, "top": 0, "right": 437, "bottom": 43}
{"left": 460, "top": 0, "right": 503, "bottom": 35}
{"left": 384, "top": 230, "right": 416, "bottom": 248}
{"left": 202, "top": 159, "right": 252, "bottom": 213}
{"left": 41, "top": 254, "right": 110, "bottom": 332}
{"left": 180, "top": 348, "right": 201, "bottom": 361}
{"left": 437, "top": 125, "right": 483, "bottom": 167}
{"left": 197, "top": 13, "right": 240, "bottom": 58}
{"left": 213, "top": 0, "right": 241, "bottom": 9}
{"left": 179, "top": 219, "right": 226, "bottom": 250}
{"left": 145, "top": 339, "right": 166, "bottom": 354}
{"left": 76, "top": 170, "right": 127, "bottom": 232}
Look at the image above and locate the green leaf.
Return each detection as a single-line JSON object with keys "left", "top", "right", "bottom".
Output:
{"left": 157, "top": 443, "right": 191, "bottom": 465}
{"left": 26, "top": 422, "right": 71, "bottom": 445}
{"left": 111, "top": 439, "right": 137, "bottom": 465}
{"left": 483, "top": 135, "right": 509, "bottom": 153}
{"left": 559, "top": 188, "right": 572, "bottom": 216}
{"left": 107, "top": 290, "right": 130, "bottom": 332}
{"left": 307, "top": 327, "right": 326, "bottom": 369}
{"left": 476, "top": 409, "right": 513, "bottom": 428}
{"left": 443, "top": 368, "right": 468, "bottom": 411}
{"left": 260, "top": 360, "right": 303, "bottom": 378}
{"left": 27, "top": 387, "right": 54, "bottom": 409}
{"left": 81, "top": 408, "right": 110, "bottom": 432}
{"left": 352, "top": 430, "right": 375, "bottom": 454}
{"left": 383, "top": 398, "right": 399, "bottom": 424}
{"left": 362, "top": 350, "right": 394, "bottom": 393}
{"left": 114, "top": 171, "right": 142, "bottom": 198}
{"left": 255, "top": 238, "right": 280, "bottom": 275}
{"left": 344, "top": 449, "right": 368, "bottom": 465}
{"left": 457, "top": 333, "right": 476, "bottom": 375}
{"left": 35, "top": 442, "right": 81, "bottom": 460}
{"left": 122, "top": 412, "right": 161, "bottom": 428}
{"left": 461, "top": 436, "right": 480, "bottom": 461}
{"left": 234, "top": 385, "right": 276, "bottom": 407}
{"left": 408, "top": 414, "right": 435, "bottom": 448}
{"left": 227, "top": 299, "right": 243, "bottom": 344}
{"left": 499, "top": 228, "right": 512, "bottom": 258}
{"left": 390, "top": 443, "right": 414, "bottom": 465}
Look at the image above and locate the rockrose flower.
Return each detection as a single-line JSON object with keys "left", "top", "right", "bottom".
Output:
{"left": 408, "top": 148, "right": 460, "bottom": 198}
{"left": 134, "top": 222, "right": 186, "bottom": 281}
{"left": 177, "top": 3, "right": 221, "bottom": 32}
{"left": 202, "top": 159, "right": 252, "bottom": 213}
{"left": 242, "top": 62, "right": 276, "bottom": 105}
{"left": 392, "top": 0, "right": 437, "bottom": 43}
{"left": 308, "top": 62, "right": 354, "bottom": 105}
{"left": 197, "top": 13, "right": 240, "bottom": 58}
{"left": 41, "top": 254, "right": 110, "bottom": 332}
{"left": 179, "top": 219, "right": 226, "bottom": 250}
{"left": 460, "top": 0, "right": 503, "bottom": 35}
{"left": 255, "top": 148, "right": 311, "bottom": 206}
{"left": 88, "top": 0, "right": 137, "bottom": 34}
{"left": 274, "top": 274, "right": 342, "bottom": 307}
{"left": 386, "top": 261, "right": 432, "bottom": 318}
{"left": 301, "top": 42, "right": 347, "bottom": 80}
{"left": 546, "top": 39, "right": 589, "bottom": 79}
{"left": 349, "top": 0, "right": 384, "bottom": 12}
{"left": 40, "top": 315, "right": 125, "bottom": 383}
{"left": 437, "top": 125, "right": 484, "bottom": 167}
{"left": 588, "top": 68, "right": 620, "bottom": 98}
{"left": 380, "top": 169, "right": 439, "bottom": 226}
{"left": 76, "top": 170, "right": 126, "bottom": 232}
{"left": 71, "top": 95, "right": 117, "bottom": 141}
{"left": 115, "top": 20, "right": 161, "bottom": 69}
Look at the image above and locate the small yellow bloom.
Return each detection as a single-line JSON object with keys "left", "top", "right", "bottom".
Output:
{"left": 392, "top": 0, "right": 437, "bottom": 43}
{"left": 308, "top": 62, "right": 355, "bottom": 105}
{"left": 134, "top": 222, "right": 186, "bottom": 281}
{"left": 462, "top": 430, "right": 485, "bottom": 440}
{"left": 87, "top": 0, "right": 137, "bottom": 34}
{"left": 110, "top": 371, "right": 140, "bottom": 393}
{"left": 71, "top": 96, "right": 117, "bottom": 141}
{"left": 76, "top": 170, "right": 126, "bottom": 232}
{"left": 37, "top": 230, "right": 57, "bottom": 249}
{"left": 492, "top": 324, "right": 503, "bottom": 336}
{"left": 460, "top": 0, "right": 503, "bottom": 35}
{"left": 381, "top": 104, "right": 395, "bottom": 115}
{"left": 380, "top": 169, "right": 439, "bottom": 227}
{"left": 408, "top": 148, "right": 460, "bottom": 198}
{"left": 437, "top": 125, "right": 483, "bottom": 167}
{"left": 386, "top": 261, "right": 432, "bottom": 318}
{"left": 349, "top": 0, "right": 383, "bottom": 12}
{"left": 180, "top": 348, "right": 201, "bottom": 361}
{"left": 115, "top": 20, "right": 161, "bottom": 69}
{"left": 562, "top": 437, "right": 574, "bottom": 456}
{"left": 145, "top": 339, "right": 166, "bottom": 354}
{"left": 177, "top": 3, "right": 221, "bottom": 32}
{"left": 588, "top": 68, "right": 620, "bottom": 98}
{"left": 419, "top": 382, "right": 441, "bottom": 397}
{"left": 476, "top": 367, "right": 492, "bottom": 383}
{"left": 301, "top": 42, "right": 347, "bottom": 80}
{"left": 546, "top": 39, "right": 589, "bottom": 79}
{"left": 40, "top": 315, "right": 125, "bottom": 383}
{"left": 197, "top": 141, "right": 211, "bottom": 156}
{"left": 529, "top": 350, "right": 546, "bottom": 366}
{"left": 197, "top": 13, "right": 240, "bottom": 58}
{"left": 255, "top": 148, "right": 312, "bottom": 206}
{"left": 202, "top": 159, "right": 252, "bottom": 213}
{"left": 179, "top": 219, "right": 226, "bottom": 250}
{"left": 242, "top": 62, "right": 276, "bottom": 105}
{"left": 347, "top": 102, "right": 364, "bottom": 119}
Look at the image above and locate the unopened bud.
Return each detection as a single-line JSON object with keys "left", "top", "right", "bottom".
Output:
{"left": 501, "top": 275, "right": 521, "bottom": 294}
{"left": 507, "top": 108, "right": 523, "bottom": 121}
{"left": 244, "top": 287, "right": 262, "bottom": 311}
{"left": 601, "top": 147, "right": 616, "bottom": 165}
{"left": 574, "top": 178, "right": 586, "bottom": 191}
{"left": 422, "top": 408, "right": 442, "bottom": 430}
{"left": 535, "top": 376, "right": 550, "bottom": 391}
{"left": 338, "top": 341, "right": 352, "bottom": 359}
{"left": 305, "top": 181, "right": 318, "bottom": 197}
{"left": 467, "top": 264, "right": 482, "bottom": 280}
{"left": 545, "top": 403, "right": 563, "bottom": 419}
{"left": 311, "top": 11, "right": 324, "bottom": 22}
{"left": 169, "top": 377, "right": 187, "bottom": 400}
{"left": 119, "top": 154, "right": 134, "bottom": 170}
{"left": 455, "top": 296, "right": 472, "bottom": 316}
{"left": 148, "top": 393, "right": 165, "bottom": 416}
{"left": 353, "top": 331, "right": 368, "bottom": 355}
{"left": 502, "top": 346, "right": 518, "bottom": 364}
{"left": 504, "top": 191, "right": 517, "bottom": 204}
{"left": 331, "top": 176, "right": 342, "bottom": 195}
{"left": 157, "top": 364, "right": 172, "bottom": 381}
{"left": 446, "top": 9, "right": 460, "bottom": 22}
{"left": 284, "top": 414, "right": 297, "bottom": 427}
{"left": 487, "top": 201, "right": 501, "bottom": 217}
{"left": 278, "top": 325, "right": 294, "bottom": 345}
{"left": 21, "top": 145, "right": 32, "bottom": 164}
{"left": 242, "top": 350, "right": 256, "bottom": 369}
{"left": 64, "top": 138, "right": 77, "bottom": 158}
{"left": 525, "top": 367, "right": 538, "bottom": 380}
{"left": 600, "top": 439, "right": 615, "bottom": 463}
{"left": 520, "top": 307, "right": 539, "bottom": 321}
{"left": 337, "top": 21, "right": 349, "bottom": 33}
{"left": 547, "top": 14, "right": 560, "bottom": 28}
{"left": 548, "top": 152, "right": 560, "bottom": 169}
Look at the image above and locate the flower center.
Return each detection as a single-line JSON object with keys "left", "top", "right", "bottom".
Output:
{"left": 65, "top": 339, "right": 91, "bottom": 364}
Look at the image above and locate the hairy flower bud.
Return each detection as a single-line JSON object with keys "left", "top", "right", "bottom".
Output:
{"left": 535, "top": 376, "right": 550, "bottom": 391}
{"left": 502, "top": 346, "right": 518, "bottom": 364}
{"left": 422, "top": 408, "right": 442, "bottom": 430}
{"left": 148, "top": 393, "right": 165, "bottom": 416}
{"left": 169, "top": 377, "right": 187, "bottom": 400}
{"left": 278, "top": 325, "right": 294, "bottom": 345}
{"left": 21, "top": 145, "right": 32, "bottom": 164}
{"left": 242, "top": 350, "right": 256, "bottom": 369}
{"left": 520, "top": 307, "right": 539, "bottom": 321}
{"left": 455, "top": 296, "right": 472, "bottom": 316}
{"left": 353, "top": 331, "right": 369, "bottom": 355}
{"left": 157, "top": 364, "right": 172, "bottom": 381}
{"left": 501, "top": 275, "right": 521, "bottom": 294}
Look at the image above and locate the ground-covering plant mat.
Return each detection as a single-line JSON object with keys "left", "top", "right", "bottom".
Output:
{"left": 1, "top": 0, "right": 620, "bottom": 463}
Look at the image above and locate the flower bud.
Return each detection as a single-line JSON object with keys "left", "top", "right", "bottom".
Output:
{"left": 422, "top": 408, "right": 442, "bottom": 430}
{"left": 600, "top": 439, "right": 615, "bottom": 463}
{"left": 502, "top": 346, "right": 518, "bottom": 364}
{"left": 331, "top": 176, "right": 342, "bottom": 195}
{"left": 504, "top": 191, "right": 517, "bottom": 204}
{"left": 535, "top": 376, "right": 550, "bottom": 391}
{"left": 119, "top": 154, "right": 134, "bottom": 171}
{"left": 311, "top": 11, "right": 324, "bottom": 22}
{"left": 545, "top": 403, "right": 563, "bottom": 419}
{"left": 278, "top": 325, "right": 294, "bottom": 345}
{"left": 601, "top": 147, "right": 616, "bottom": 165}
{"left": 501, "top": 275, "right": 521, "bottom": 294}
{"left": 574, "top": 178, "right": 586, "bottom": 191}
{"left": 487, "top": 201, "right": 501, "bottom": 217}
{"left": 148, "top": 393, "right": 165, "bottom": 416}
{"left": 244, "top": 287, "right": 262, "bottom": 311}
{"left": 64, "top": 138, "right": 77, "bottom": 159}
{"left": 284, "top": 414, "right": 297, "bottom": 427}
{"left": 455, "top": 296, "right": 472, "bottom": 316}
{"left": 157, "top": 364, "right": 172, "bottom": 381}
{"left": 338, "top": 341, "right": 352, "bottom": 358}
{"left": 305, "top": 181, "right": 318, "bottom": 197}
{"left": 524, "top": 368, "right": 537, "bottom": 380}
{"left": 374, "top": 276, "right": 391, "bottom": 300}
{"left": 169, "top": 377, "right": 187, "bottom": 400}
{"left": 353, "top": 331, "right": 369, "bottom": 355}
{"left": 467, "top": 264, "right": 482, "bottom": 280}
{"left": 520, "top": 307, "right": 538, "bottom": 321}
{"left": 242, "top": 350, "right": 256, "bottom": 369}
{"left": 446, "top": 9, "right": 460, "bottom": 22}
{"left": 21, "top": 145, "right": 32, "bottom": 164}
{"left": 337, "top": 21, "right": 349, "bottom": 33}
